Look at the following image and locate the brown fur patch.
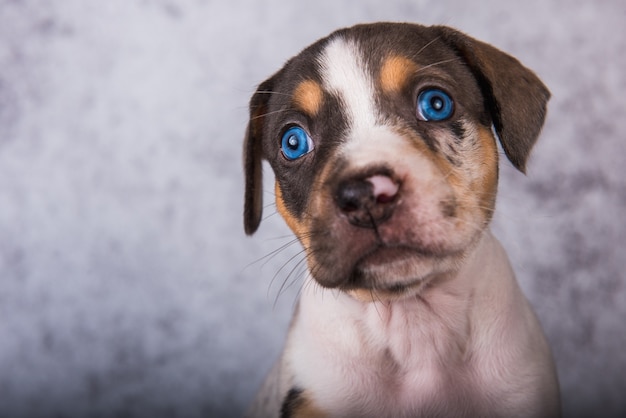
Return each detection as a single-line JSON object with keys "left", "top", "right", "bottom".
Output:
{"left": 275, "top": 182, "right": 311, "bottom": 248}
{"left": 380, "top": 55, "right": 418, "bottom": 93}
{"left": 293, "top": 80, "right": 324, "bottom": 117}
{"left": 474, "top": 125, "right": 499, "bottom": 220}
{"left": 292, "top": 403, "right": 327, "bottom": 418}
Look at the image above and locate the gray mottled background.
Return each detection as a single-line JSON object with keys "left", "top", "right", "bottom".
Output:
{"left": 0, "top": 0, "right": 624, "bottom": 417}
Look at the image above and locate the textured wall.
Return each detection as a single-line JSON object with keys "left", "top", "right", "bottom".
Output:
{"left": 0, "top": 0, "right": 624, "bottom": 417}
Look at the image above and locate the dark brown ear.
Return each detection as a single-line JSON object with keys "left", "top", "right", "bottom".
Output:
{"left": 243, "top": 78, "right": 274, "bottom": 235}
{"left": 435, "top": 26, "right": 550, "bottom": 173}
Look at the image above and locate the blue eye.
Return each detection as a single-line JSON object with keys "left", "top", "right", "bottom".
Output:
{"left": 417, "top": 89, "right": 454, "bottom": 121}
{"left": 281, "top": 126, "right": 313, "bottom": 160}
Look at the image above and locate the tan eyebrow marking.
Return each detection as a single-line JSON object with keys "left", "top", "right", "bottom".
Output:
{"left": 293, "top": 79, "right": 324, "bottom": 116}
{"left": 380, "top": 55, "right": 418, "bottom": 93}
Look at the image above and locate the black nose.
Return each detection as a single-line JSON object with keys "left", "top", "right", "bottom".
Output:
{"left": 335, "top": 173, "right": 400, "bottom": 228}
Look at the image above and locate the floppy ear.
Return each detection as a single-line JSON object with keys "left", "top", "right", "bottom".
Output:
{"left": 435, "top": 26, "right": 550, "bottom": 173}
{"left": 243, "top": 78, "right": 274, "bottom": 235}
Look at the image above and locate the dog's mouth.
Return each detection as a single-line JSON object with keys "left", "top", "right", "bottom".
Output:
{"left": 338, "top": 244, "right": 457, "bottom": 297}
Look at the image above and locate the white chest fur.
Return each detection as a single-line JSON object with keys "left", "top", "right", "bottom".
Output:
{"left": 284, "top": 231, "right": 557, "bottom": 417}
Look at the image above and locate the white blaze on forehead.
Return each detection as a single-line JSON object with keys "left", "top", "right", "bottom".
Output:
{"left": 317, "top": 37, "right": 378, "bottom": 133}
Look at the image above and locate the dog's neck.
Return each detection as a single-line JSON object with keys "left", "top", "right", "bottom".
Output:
{"left": 285, "top": 228, "right": 552, "bottom": 416}
{"left": 295, "top": 229, "right": 521, "bottom": 368}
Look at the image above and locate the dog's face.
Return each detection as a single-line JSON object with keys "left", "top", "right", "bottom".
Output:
{"left": 244, "top": 23, "right": 549, "bottom": 301}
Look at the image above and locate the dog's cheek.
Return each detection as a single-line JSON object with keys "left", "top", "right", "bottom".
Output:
{"left": 275, "top": 181, "right": 312, "bottom": 249}
{"left": 472, "top": 126, "right": 499, "bottom": 221}
{"left": 450, "top": 125, "right": 499, "bottom": 223}
{"left": 418, "top": 124, "right": 497, "bottom": 236}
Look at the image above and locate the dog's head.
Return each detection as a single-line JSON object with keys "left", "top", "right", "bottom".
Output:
{"left": 243, "top": 23, "right": 549, "bottom": 300}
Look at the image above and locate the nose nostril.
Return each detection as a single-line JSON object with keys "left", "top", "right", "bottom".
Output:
{"left": 336, "top": 180, "right": 373, "bottom": 213}
{"left": 376, "top": 193, "right": 395, "bottom": 204}
{"left": 368, "top": 175, "right": 399, "bottom": 203}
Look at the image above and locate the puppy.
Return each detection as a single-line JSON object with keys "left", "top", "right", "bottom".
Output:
{"left": 243, "top": 22, "right": 561, "bottom": 418}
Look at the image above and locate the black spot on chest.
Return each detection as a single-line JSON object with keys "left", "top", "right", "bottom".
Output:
{"left": 280, "top": 387, "right": 304, "bottom": 418}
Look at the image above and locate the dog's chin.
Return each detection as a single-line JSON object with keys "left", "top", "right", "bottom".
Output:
{"left": 339, "top": 245, "right": 462, "bottom": 302}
